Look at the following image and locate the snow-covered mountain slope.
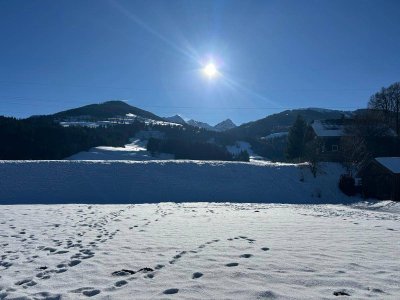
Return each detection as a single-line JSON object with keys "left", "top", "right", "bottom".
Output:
{"left": 163, "top": 114, "right": 186, "bottom": 125}
{"left": 0, "top": 161, "right": 349, "bottom": 204}
{"left": 214, "top": 119, "right": 236, "bottom": 131}
{"left": 226, "top": 141, "right": 264, "bottom": 160}
{"left": 186, "top": 119, "right": 216, "bottom": 131}
{"left": 67, "top": 139, "right": 173, "bottom": 161}
{"left": 0, "top": 202, "right": 398, "bottom": 299}
{"left": 262, "top": 132, "right": 289, "bottom": 140}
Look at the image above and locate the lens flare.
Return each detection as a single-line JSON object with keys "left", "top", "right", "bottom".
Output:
{"left": 203, "top": 63, "right": 218, "bottom": 78}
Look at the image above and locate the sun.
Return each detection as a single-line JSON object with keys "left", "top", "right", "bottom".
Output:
{"left": 203, "top": 63, "right": 218, "bottom": 78}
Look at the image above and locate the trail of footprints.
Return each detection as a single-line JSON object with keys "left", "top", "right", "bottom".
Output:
{"left": 2, "top": 205, "right": 273, "bottom": 298}
{"left": 1, "top": 205, "right": 143, "bottom": 297}
{"left": 0, "top": 205, "right": 174, "bottom": 298}
{"left": 85, "top": 234, "right": 271, "bottom": 298}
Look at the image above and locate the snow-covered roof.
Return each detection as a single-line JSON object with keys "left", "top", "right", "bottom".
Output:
{"left": 375, "top": 157, "right": 400, "bottom": 174}
{"left": 311, "top": 120, "right": 344, "bottom": 137}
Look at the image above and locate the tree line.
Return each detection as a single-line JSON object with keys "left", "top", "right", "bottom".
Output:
{"left": 0, "top": 116, "right": 146, "bottom": 159}
{"left": 147, "top": 138, "right": 249, "bottom": 161}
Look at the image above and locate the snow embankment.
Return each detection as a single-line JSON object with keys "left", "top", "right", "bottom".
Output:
{"left": 0, "top": 160, "right": 350, "bottom": 204}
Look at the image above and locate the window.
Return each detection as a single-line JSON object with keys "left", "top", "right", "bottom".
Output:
{"left": 332, "top": 145, "right": 339, "bottom": 152}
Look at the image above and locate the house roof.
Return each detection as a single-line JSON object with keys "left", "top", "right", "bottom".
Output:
{"left": 375, "top": 157, "right": 400, "bottom": 174}
{"left": 311, "top": 120, "right": 345, "bottom": 137}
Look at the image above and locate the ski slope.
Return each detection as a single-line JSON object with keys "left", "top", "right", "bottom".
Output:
{"left": 0, "top": 202, "right": 399, "bottom": 299}
{"left": 0, "top": 160, "right": 349, "bottom": 204}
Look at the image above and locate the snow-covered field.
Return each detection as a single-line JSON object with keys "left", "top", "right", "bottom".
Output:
{"left": 0, "top": 160, "right": 349, "bottom": 204}
{"left": 0, "top": 202, "right": 399, "bottom": 299}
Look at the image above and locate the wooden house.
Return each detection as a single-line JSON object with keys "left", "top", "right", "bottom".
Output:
{"left": 310, "top": 119, "right": 345, "bottom": 161}
{"left": 358, "top": 157, "right": 400, "bottom": 201}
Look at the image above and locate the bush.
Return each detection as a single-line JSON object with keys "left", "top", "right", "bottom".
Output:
{"left": 338, "top": 174, "right": 356, "bottom": 196}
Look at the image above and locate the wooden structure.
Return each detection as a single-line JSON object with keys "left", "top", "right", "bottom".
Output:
{"left": 310, "top": 119, "right": 345, "bottom": 161}
{"left": 359, "top": 157, "right": 400, "bottom": 201}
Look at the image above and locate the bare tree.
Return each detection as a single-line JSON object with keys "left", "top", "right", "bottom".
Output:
{"left": 340, "top": 136, "right": 370, "bottom": 176}
{"left": 349, "top": 110, "right": 393, "bottom": 137}
{"left": 368, "top": 82, "right": 400, "bottom": 135}
{"left": 304, "top": 139, "right": 322, "bottom": 178}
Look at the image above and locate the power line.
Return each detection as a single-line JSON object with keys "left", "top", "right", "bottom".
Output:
{"left": 0, "top": 100, "right": 363, "bottom": 110}
{"left": 0, "top": 80, "right": 378, "bottom": 92}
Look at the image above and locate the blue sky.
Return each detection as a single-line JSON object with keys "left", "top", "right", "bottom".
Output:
{"left": 1, "top": 0, "right": 399, "bottom": 125}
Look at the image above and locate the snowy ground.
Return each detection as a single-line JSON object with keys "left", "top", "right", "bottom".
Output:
{"left": 0, "top": 161, "right": 350, "bottom": 204}
{"left": 0, "top": 202, "right": 399, "bottom": 299}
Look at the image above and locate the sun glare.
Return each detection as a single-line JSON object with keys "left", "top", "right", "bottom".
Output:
{"left": 203, "top": 63, "right": 218, "bottom": 78}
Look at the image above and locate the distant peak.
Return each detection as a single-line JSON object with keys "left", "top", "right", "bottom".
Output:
{"left": 214, "top": 118, "right": 237, "bottom": 131}
{"left": 163, "top": 114, "right": 186, "bottom": 125}
{"left": 186, "top": 119, "right": 216, "bottom": 131}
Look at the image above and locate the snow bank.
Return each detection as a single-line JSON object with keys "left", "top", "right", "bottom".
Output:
{"left": 351, "top": 200, "right": 400, "bottom": 214}
{"left": 0, "top": 160, "right": 351, "bottom": 204}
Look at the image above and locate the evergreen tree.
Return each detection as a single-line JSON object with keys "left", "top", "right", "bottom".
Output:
{"left": 234, "top": 150, "right": 250, "bottom": 162}
{"left": 286, "top": 115, "right": 307, "bottom": 160}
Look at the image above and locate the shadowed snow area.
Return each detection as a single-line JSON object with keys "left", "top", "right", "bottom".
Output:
{"left": 0, "top": 161, "right": 349, "bottom": 204}
{"left": 0, "top": 202, "right": 399, "bottom": 299}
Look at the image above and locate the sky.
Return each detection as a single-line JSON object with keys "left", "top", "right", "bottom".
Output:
{"left": 1, "top": 0, "right": 400, "bottom": 125}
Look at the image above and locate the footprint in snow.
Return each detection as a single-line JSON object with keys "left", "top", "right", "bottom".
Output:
{"left": 15, "top": 278, "right": 37, "bottom": 287}
{"left": 240, "top": 254, "right": 253, "bottom": 258}
{"left": 114, "top": 280, "right": 128, "bottom": 287}
{"left": 192, "top": 272, "right": 203, "bottom": 279}
{"left": 333, "top": 290, "right": 350, "bottom": 296}
{"left": 225, "top": 262, "right": 239, "bottom": 267}
{"left": 82, "top": 289, "right": 101, "bottom": 297}
{"left": 68, "top": 259, "right": 81, "bottom": 267}
{"left": 163, "top": 288, "right": 179, "bottom": 295}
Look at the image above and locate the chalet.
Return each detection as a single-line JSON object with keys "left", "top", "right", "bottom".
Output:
{"left": 358, "top": 157, "right": 400, "bottom": 201}
{"left": 310, "top": 119, "right": 346, "bottom": 161}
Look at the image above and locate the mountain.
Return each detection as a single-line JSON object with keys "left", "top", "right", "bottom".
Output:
{"left": 186, "top": 119, "right": 216, "bottom": 131}
{"left": 214, "top": 119, "right": 236, "bottom": 131}
{"left": 163, "top": 115, "right": 186, "bottom": 125}
{"left": 226, "top": 108, "right": 350, "bottom": 139}
{"left": 53, "top": 100, "right": 162, "bottom": 121}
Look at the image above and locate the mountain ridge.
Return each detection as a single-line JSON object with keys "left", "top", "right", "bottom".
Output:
{"left": 53, "top": 100, "right": 163, "bottom": 121}
{"left": 225, "top": 108, "right": 350, "bottom": 139}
